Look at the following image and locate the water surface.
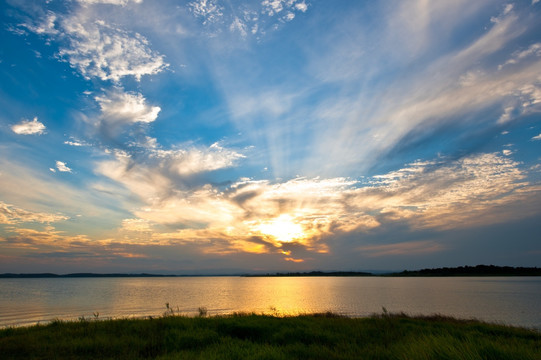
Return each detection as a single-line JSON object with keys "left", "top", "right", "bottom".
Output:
{"left": 1, "top": 276, "right": 539, "bottom": 329}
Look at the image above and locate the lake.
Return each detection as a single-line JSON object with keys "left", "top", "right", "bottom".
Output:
{"left": 1, "top": 276, "right": 540, "bottom": 329}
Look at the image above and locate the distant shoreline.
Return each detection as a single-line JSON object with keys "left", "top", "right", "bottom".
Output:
{"left": 2, "top": 265, "right": 540, "bottom": 278}
{"left": 0, "top": 273, "right": 181, "bottom": 279}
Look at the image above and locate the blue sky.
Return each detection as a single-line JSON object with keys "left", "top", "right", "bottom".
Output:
{"left": 1, "top": 0, "right": 540, "bottom": 274}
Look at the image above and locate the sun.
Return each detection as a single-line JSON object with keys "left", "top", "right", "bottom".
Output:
{"left": 257, "top": 214, "right": 305, "bottom": 243}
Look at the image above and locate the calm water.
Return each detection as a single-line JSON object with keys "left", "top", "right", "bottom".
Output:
{"left": 1, "top": 277, "right": 540, "bottom": 329}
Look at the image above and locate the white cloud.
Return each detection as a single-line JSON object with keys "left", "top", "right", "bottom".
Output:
{"left": 18, "top": 11, "right": 59, "bottom": 36}
{"left": 56, "top": 161, "right": 72, "bottom": 173}
{"left": 57, "top": 13, "right": 167, "bottom": 81}
{"left": 97, "top": 144, "right": 244, "bottom": 202}
{"left": 355, "top": 153, "right": 531, "bottom": 230}
{"left": 77, "top": 0, "right": 142, "bottom": 5}
{"left": 500, "top": 42, "right": 541, "bottom": 69}
{"left": 261, "top": 0, "right": 307, "bottom": 22}
{"left": 0, "top": 202, "right": 69, "bottom": 225}
{"left": 188, "top": 0, "right": 309, "bottom": 37}
{"left": 285, "top": 12, "right": 295, "bottom": 21}
{"left": 16, "top": 1, "right": 167, "bottom": 82}
{"left": 295, "top": 2, "right": 308, "bottom": 12}
{"left": 532, "top": 133, "right": 541, "bottom": 140}
{"left": 519, "top": 84, "right": 541, "bottom": 106}
{"left": 11, "top": 117, "right": 46, "bottom": 135}
{"left": 261, "top": 0, "right": 284, "bottom": 16}
{"left": 157, "top": 143, "right": 245, "bottom": 176}
{"left": 497, "top": 83, "right": 541, "bottom": 124}
{"left": 95, "top": 89, "right": 161, "bottom": 126}
{"left": 230, "top": 17, "right": 248, "bottom": 37}
{"left": 64, "top": 139, "right": 90, "bottom": 147}
{"left": 498, "top": 106, "right": 515, "bottom": 124}
{"left": 304, "top": 4, "right": 541, "bottom": 174}
{"left": 502, "top": 149, "right": 513, "bottom": 156}
{"left": 189, "top": 0, "right": 224, "bottom": 24}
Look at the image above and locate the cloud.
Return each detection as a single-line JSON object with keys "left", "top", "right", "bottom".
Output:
{"left": 120, "top": 218, "right": 152, "bottom": 232}
{"left": 0, "top": 158, "right": 128, "bottom": 238}
{"left": 295, "top": 2, "right": 308, "bottom": 12}
{"left": 93, "top": 148, "right": 541, "bottom": 262}
{"left": 58, "top": 16, "right": 167, "bottom": 81}
{"left": 15, "top": 0, "right": 168, "bottom": 82}
{"left": 0, "top": 202, "right": 69, "bottom": 225}
{"left": 532, "top": 133, "right": 541, "bottom": 141}
{"left": 95, "top": 144, "right": 245, "bottom": 218}
{"left": 188, "top": 0, "right": 309, "bottom": 37}
{"left": 356, "top": 241, "right": 445, "bottom": 258}
{"left": 353, "top": 153, "right": 534, "bottom": 230}
{"left": 189, "top": 0, "right": 223, "bottom": 24}
{"left": 64, "top": 139, "right": 91, "bottom": 147}
{"left": 230, "top": 17, "right": 248, "bottom": 37}
{"left": 154, "top": 143, "right": 246, "bottom": 176}
{"left": 499, "top": 42, "right": 541, "bottom": 69}
{"left": 300, "top": 4, "right": 541, "bottom": 174}
{"left": 261, "top": 0, "right": 307, "bottom": 17}
{"left": 77, "top": 0, "right": 143, "bottom": 5}
{"left": 11, "top": 117, "right": 46, "bottom": 135}
{"left": 95, "top": 89, "right": 161, "bottom": 126}
{"left": 55, "top": 161, "right": 72, "bottom": 173}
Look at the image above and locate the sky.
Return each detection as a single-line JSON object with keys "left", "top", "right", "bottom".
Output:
{"left": 1, "top": 0, "right": 540, "bottom": 274}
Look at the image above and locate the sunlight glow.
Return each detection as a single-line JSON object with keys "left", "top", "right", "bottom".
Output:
{"left": 256, "top": 214, "right": 305, "bottom": 243}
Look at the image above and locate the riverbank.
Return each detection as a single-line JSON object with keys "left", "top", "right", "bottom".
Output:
{"left": 1, "top": 312, "right": 539, "bottom": 359}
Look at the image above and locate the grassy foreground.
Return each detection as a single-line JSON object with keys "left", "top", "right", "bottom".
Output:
{"left": 1, "top": 312, "right": 540, "bottom": 360}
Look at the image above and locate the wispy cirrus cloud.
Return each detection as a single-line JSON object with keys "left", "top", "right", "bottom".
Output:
{"left": 297, "top": 3, "right": 541, "bottom": 175}
{"left": 11, "top": 117, "right": 46, "bottom": 135}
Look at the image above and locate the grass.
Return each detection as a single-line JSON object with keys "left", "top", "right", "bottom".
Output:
{"left": 0, "top": 311, "right": 539, "bottom": 359}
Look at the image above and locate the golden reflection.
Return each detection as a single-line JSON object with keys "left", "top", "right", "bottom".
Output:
{"left": 255, "top": 214, "right": 305, "bottom": 243}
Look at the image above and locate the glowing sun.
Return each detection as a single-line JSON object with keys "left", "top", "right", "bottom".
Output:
{"left": 257, "top": 214, "right": 304, "bottom": 243}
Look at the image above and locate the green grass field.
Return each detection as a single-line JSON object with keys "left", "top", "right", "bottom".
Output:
{"left": 1, "top": 312, "right": 539, "bottom": 359}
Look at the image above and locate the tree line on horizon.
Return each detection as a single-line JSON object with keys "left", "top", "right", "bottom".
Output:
{"left": 1, "top": 265, "right": 540, "bottom": 278}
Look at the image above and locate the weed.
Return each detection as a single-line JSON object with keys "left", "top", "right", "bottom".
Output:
{"left": 198, "top": 306, "right": 208, "bottom": 317}
{"left": 0, "top": 313, "right": 539, "bottom": 360}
